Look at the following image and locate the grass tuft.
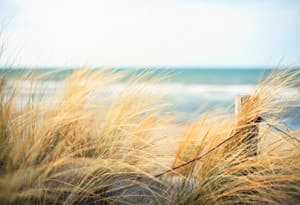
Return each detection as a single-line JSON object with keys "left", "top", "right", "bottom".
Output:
{"left": 0, "top": 68, "right": 299, "bottom": 204}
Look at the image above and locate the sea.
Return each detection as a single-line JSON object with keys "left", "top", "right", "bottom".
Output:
{"left": 1, "top": 68, "right": 300, "bottom": 129}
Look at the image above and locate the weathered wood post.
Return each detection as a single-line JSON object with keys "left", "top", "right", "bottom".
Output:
{"left": 235, "top": 95, "right": 259, "bottom": 157}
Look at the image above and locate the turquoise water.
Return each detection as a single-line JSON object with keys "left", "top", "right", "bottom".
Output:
{"left": 1, "top": 68, "right": 299, "bottom": 128}
{"left": 0, "top": 67, "right": 270, "bottom": 84}
{"left": 158, "top": 68, "right": 270, "bottom": 85}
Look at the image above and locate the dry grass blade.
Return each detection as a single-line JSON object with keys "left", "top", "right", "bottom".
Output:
{"left": 0, "top": 68, "right": 299, "bottom": 205}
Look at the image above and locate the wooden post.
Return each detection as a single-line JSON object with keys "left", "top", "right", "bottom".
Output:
{"left": 235, "top": 95, "right": 248, "bottom": 117}
{"left": 235, "top": 95, "right": 259, "bottom": 157}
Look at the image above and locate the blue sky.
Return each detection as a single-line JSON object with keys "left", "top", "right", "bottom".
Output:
{"left": 0, "top": 0, "right": 300, "bottom": 67}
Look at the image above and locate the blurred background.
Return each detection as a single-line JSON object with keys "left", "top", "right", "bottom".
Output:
{"left": 0, "top": 0, "right": 300, "bottom": 126}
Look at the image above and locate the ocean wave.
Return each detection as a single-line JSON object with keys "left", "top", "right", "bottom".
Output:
{"left": 6, "top": 80, "right": 298, "bottom": 101}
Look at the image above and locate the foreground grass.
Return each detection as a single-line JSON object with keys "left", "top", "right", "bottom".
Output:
{"left": 0, "top": 69, "right": 299, "bottom": 204}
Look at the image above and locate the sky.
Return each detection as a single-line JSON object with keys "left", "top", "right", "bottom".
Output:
{"left": 0, "top": 0, "right": 300, "bottom": 68}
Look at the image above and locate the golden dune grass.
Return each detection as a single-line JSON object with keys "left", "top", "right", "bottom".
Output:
{"left": 0, "top": 68, "right": 299, "bottom": 205}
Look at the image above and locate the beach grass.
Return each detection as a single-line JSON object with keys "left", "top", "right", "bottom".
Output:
{"left": 0, "top": 68, "right": 299, "bottom": 204}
